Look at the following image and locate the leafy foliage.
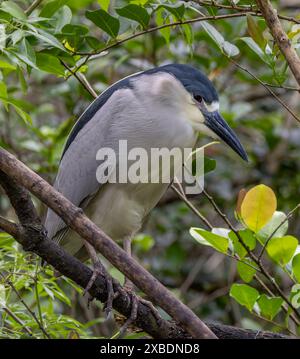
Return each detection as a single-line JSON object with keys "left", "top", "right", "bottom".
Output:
{"left": 191, "top": 184, "right": 300, "bottom": 332}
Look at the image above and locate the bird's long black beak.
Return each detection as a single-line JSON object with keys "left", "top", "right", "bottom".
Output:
{"left": 204, "top": 111, "right": 248, "bottom": 162}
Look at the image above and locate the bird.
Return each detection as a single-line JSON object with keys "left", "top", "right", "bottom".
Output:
{"left": 45, "top": 63, "right": 247, "bottom": 316}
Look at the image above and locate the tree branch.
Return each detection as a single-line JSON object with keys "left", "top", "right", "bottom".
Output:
{"left": 25, "top": 0, "right": 44, "bottom": 16}
{"left": 0, "top": 216, "right": 20, "bottom": 238}
{"left": 256, "top": 0, "right": 300, "bottom": 87}
{"left": 0, "top": 148, "right": 216, "bottom": 339}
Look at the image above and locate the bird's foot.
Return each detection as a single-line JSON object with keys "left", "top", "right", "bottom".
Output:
{"left": 117, "top": 281, "right": 160, "bottom": 338}
{"left": 123, "top": 279, "right": 160, "bottom": 320}
{"left": 84, "top": 262, "right": 114, "bottom": 319}
{"left": 118, "top": 289, "right": 138, "bottom": 338}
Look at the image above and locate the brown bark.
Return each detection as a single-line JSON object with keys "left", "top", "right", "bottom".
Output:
{"left": 256, "top": 0, "right": 300, "bottom": 87}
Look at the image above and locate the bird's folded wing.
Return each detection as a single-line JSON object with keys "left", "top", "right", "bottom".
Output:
{"left": 44, "top": 91, "right": 123, "bottom": 242}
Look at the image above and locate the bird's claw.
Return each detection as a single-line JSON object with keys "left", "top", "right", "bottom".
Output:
{"left": 118, "top": 286, "right": 160, "bottom": 338}
{"left": 83, "top": 262, "right": 115, "bottom": 320}
{"left": 83, "top": 263, "right": 102, "bottom": 297}
{"left": 118, "top": 290, "right": 139, "bottom": 338}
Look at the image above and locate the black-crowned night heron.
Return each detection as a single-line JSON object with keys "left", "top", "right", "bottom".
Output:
{"left": 45, "top": 64, "right": 247, "bottom": 314}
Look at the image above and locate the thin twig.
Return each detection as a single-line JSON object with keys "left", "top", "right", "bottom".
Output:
{"left": 263, "top": 82, "right": 300, "bottom": 92}
{"left": 25, "top": 0, "right": 44, "bottom": 16}
{"left": 171, "top": 184, "right": 213, "bottom": 229}
{"left": 33, "top": 262, "right": 47, "bottom": 338}
{"left": 2, "top": 307, "right": 33, "bottom": 336}
{"left": 60, "top": 60, "right": 97, "bottom": 99}
{"left": 230, "top": 59, "right": 300, "bottom": 124}
{"left": 190, "top": 0, "right": 300, "bottom": 24}
{"left": 251, "top": 311, "right": 297, "bottom": 337}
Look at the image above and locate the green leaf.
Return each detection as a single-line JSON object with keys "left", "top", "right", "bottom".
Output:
{"left": 0, "top": 81, "right": 8, "bottom": 110}
{"left": 61, "top": 24, "right": 89, "bottom": 50}
{"left": 0, "top": 81, "right": 8, "bottom": 99}
{"left": 240, "top": 184, "right": 277, "bottom": 233}
{"left": 54, "top": 5, "right": 72, "bottom": 32}
{"left": 0, "top": 284, "right": 6, "bottom": 307}
{"left": 155, "top": 8, "right": 170, "bottom": 44}
{"left": 0, "top": 1, "right": 26, "bottom": 21}
{"left": 257, "top": 295, "right": 283, "bottom": 320}
{"left": 266, "top": 235, "right": 298, "bottom": 265}
{"left": 62, "top": 24, "right": 89, "bottom": 36}
{"left": 0, "top": 9, "right": 11, "bottom": 22}
{"left": 204, "top": 156, "right": 216, "bottom": 174}
{"left": 17, "top": 66, "right": 27, "bottom": 94}
{"left": 182, "top": 24, "right": 193, "bottom": 45}
{"left": 85, "top": 36, "right": 102, "bottom": 50}
{"left": 36, "top": 52, "right": 65, "bottom": 76}
{"left": 190, "top": 228, "right": 228, "bottom": 253}
{"left": 86, "top": 9, "right": 119, "bottom": 38}
{"left": 20, "top": 38, "right": 36, "bottom": 66}
{"left": 159, "top": 4, "right": 185, "bottom": 20}
{"left": 201, "top": 21, "right": 239, "bottom": 57}
{"left": 40, "top": 0, "right": 69, "bottom": 18}
{"left": 240, "top": 37, "right": 270, "bottom": 64}
{"left": 0, "top": 96, "right": 32, "bottom": 124}
{"left": 292, "top": 253, "right": 300, "bottom": 282}
{"left": 237, "top": 259, "right": 257, "bottom": 283}
{"left": 11, "top": 29, "right": 24, "bottom": 45}
{"left": 98, "top": 0, "right": 110, "bottom": 12}
{"left": 247, "top": 15, "right": 265, "bottom": 48}
{"left": 223, "top": 41, "right": 240, "bottom": 57}
{"left": 230, "top": 283, "right": 259, "bottom": 311}
{"left": 9, "top": 50, "right": 39, "bottom": 70}
{"left": 229, "top": 229, "right": 256, "bottom": 259}
{"left": 116, "top": 5, "right": 150, "bottom": 29}
{"left": 0, "top": 60, "right": 16, "bottom": 71}
{"left": 201, "top": 21, "right": 224, "bottom": 47}
{"left": 257, "top": 211, "right": 288, "bottom": 244}
{"left": 290, "top": 284, "right": 300, "bottom": 309}
{"left": 28, "top": 29, "right": 66, "bottom": 51}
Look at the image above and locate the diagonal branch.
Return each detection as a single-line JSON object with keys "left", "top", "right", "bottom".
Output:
{"left": 0, "top": 148, "right": 216, "bottom": 339}
{"left": 25, "top": 0, "right": 44, "bottom": 16}
{"left": 256, "top": 0, "right": 300, "bottom": 87}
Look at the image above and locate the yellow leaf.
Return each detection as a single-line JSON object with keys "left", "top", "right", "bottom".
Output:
{"left": 240, "top": 184, "right": 277, "bottom": 233}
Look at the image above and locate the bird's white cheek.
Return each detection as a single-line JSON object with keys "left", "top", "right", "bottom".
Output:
{"left": 183, "top": 104, "right": 205, "bottom": 128}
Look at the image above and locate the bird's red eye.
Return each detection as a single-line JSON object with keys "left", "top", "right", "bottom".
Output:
{"left": 194, "top": 95, "right": 203, "bottom": 103}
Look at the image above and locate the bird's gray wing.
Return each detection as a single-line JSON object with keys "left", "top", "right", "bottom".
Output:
{"left": 44, "top": 89, "right": 126, "bottom": 242}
